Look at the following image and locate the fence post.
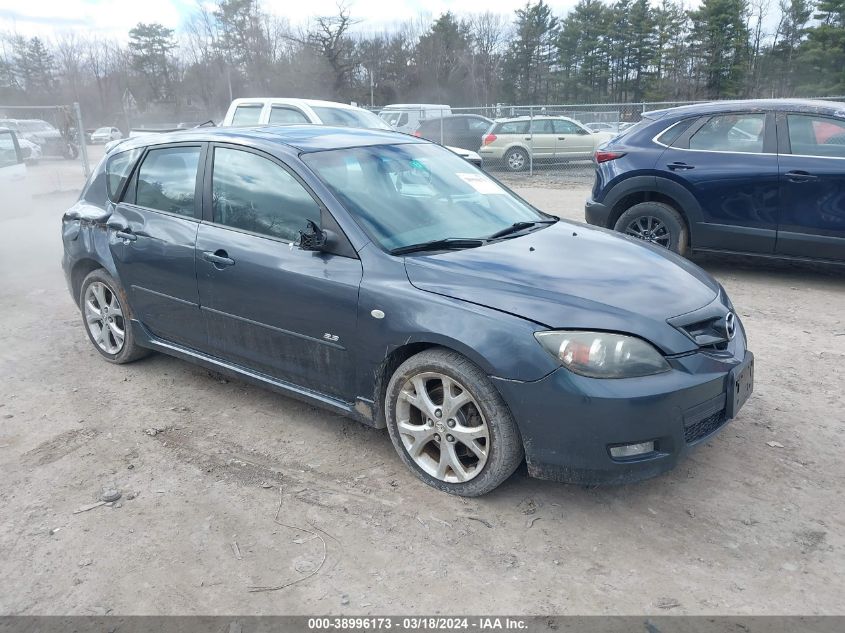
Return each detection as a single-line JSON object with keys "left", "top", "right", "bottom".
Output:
{"left": 440, "top": 109, "right": 444, "bottom": 145}
{"left": 529, "top": 105, "right": 534, "bottom": 177}
{"left": 73, "top": 102, "right": 90, "bottom": 178}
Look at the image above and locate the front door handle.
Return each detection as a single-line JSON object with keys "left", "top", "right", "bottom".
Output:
{"left": 557, "top": 137, "right": 567, "bottom": 140}
{"left": 667, "top": 162, "right": 694, "bottom": 171}
{"left": 785, "top": 170, "right": 818, "bottom": 183}
{"left": 202, "top": 250, "right": 235, "bottom": 268}
{"left": 115, "top": 230, "right": 137, "bottom": 242}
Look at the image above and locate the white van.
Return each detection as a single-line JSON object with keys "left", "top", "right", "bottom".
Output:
{"left": 222, "top": 98, "right": 391, "bottom": 130}
{"left": 378, "top": 104, "right": 452, "bottom": 133}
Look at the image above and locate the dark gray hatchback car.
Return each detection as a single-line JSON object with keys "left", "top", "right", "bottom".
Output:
{"left": 62, "top": 125, "right": 753, "bottom": 496}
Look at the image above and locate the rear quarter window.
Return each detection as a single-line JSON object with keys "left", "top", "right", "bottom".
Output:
{"left": 106, "top": 148, "right": 143, "bottom": 203}
{"left": 655, "top": 118, "right": 696, "bottom": 146}
{"left": 231, "top": 105, "right": 263, "bottom": 126}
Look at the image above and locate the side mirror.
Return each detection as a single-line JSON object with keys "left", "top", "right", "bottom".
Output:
{"left": 299, "top": 219, "right": 334, "bottom": 252}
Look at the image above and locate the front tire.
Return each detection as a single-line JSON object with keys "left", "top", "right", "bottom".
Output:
{"left": 385, "top": 348, "right": 523, "bottom": 496}
{"left": 614, "top": 201, "right": 689, "bottom": 256}
{"left": 79, "top": 269, "right": 148, "bottom": 364}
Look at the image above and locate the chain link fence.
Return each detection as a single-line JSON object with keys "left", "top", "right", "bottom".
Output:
{"left": 0, "top": 103, "right": 94, "bottom": 197}
{"left": 370, "top": 96, "right": 845, "bottom": 188}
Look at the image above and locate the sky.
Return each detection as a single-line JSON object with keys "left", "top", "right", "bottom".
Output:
{"left": 0, "top": 0, "right": 592, "bottom": 40}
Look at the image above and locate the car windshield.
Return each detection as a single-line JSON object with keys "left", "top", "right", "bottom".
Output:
{"left": 303, "top": 143, "right": 546, "bottom": 252}
{"left": 312, "top": 106, "right": 391, "bottom": 130}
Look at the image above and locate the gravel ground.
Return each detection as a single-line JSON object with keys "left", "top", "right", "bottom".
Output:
{"left": 0, "top": 155, "right": 843, "bottom": 615}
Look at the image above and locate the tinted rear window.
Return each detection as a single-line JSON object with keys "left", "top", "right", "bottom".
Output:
{"left": 495, "top": 121, "right": 530, "bottom": 134}
{"left": 135, "top": 146, "right": 201, "bottom": 217}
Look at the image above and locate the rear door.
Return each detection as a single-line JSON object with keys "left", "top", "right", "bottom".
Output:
{"left": 529, "top": 119, "right": 556, "bottom": 158}
{"left": 108, "top": 143, "right": 206, "bottom": 350}
{"left": 195, "top": 144, "right": 362, "bottom": 398}
{"left": 552, "top": 119, "right": 594, "bottom": 158}
{"left": 657, "top": 111, "right": 779, "bottom": 254}
{"left": 775, "top": 112, "right": 845, "bottom": 261}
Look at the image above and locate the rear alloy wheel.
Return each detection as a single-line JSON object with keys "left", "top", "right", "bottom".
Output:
{"left": 614, "top": 201, "right": 689, "bottom": 256}
{"left": 385, "top": 348, "right": 523, "bottom": 496}
{"left": 80, "top": 269, "right": 149, "bottom": 364}
{"left": 505, "top": 147, "right": 529, "bottom": 172}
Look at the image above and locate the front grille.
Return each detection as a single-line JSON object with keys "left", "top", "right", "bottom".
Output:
{"left": 685, "top": 410, "right": 727, "bottom": 444}
{"left": 678, "top": 316, "right": 730, "bottom": 349}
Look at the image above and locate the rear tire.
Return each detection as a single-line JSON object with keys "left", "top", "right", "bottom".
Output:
{"left": 79, "top": 269, "right": 149, "bottom": 364}
{"left": 614, "top": 201, "right": 689, "bottom": 256}
{"left": 385, "top": 348, "right": 523, "bottom": 497}
{"left": 504, "top": 147, "right": 529, "bottom": 172}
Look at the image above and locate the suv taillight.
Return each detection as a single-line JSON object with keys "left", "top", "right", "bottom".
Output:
{"left": 594, "top": 150, "right": 626, "bottom": 163}
{"left": 482, "top": 133, "right": 497, "bottom": 146}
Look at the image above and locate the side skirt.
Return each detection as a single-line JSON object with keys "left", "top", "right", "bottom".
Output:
{"left": 131, "top": 320, "right": 383, "bottom": 429}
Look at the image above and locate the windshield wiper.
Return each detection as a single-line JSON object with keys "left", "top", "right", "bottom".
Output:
{"left": 390, "top": 238, "right": 486, "bottom": 255}
{"left": 487, "top": 219, "right": 558, "bottom": 240}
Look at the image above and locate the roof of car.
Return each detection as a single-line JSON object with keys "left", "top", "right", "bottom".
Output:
{"left": 106, "top": 124, "right": 422, "bottom": 155}
{"left": 645, "top": 98, "right": 845, "bottom": 119}
{"left": 228, "top": 98, "right": 364, "bottom": 111}
{"left": 494, "top": 115, "right": 581, "bottom": 124}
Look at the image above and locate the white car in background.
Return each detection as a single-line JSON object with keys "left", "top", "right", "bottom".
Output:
{"left": 17, "top": 137, "right": 42, "bottom": 163}
{"left": 221, "top": 98, "right": 481, "bottom": 167}
{"left": 377, "top": 104, "right": 452, "bottom": 134}
{"left": 90, "top": 126, "right": 123, "bottom": 143}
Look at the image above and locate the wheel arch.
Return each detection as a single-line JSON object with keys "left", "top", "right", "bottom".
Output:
{"left": 70, "top": 258, "right": 108, "bottom": 307}
{"left": 371, "top": 335, "right": 503, "bottom": 429}
{"left": 606, "top": 177, "right": 703, "bottom": 246}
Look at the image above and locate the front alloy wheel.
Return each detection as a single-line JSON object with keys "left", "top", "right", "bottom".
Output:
{"left": 385, "top": 348, "right": 524, "bottom": 496}
{"left": 396, "top": 372, "right": 490, "bottom": 483}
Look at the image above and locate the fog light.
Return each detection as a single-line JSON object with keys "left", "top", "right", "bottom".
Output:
{"left": 610, "top": 441, "right": 655, "bottom": 458}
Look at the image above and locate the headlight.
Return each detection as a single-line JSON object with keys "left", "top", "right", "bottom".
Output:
{"left": 534, "top": 331, "right": 670, "bottom": 378}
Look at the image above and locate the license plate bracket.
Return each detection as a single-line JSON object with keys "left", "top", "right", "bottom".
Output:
{"left": 727, "top": 352, "right": 754, "bottom": 419}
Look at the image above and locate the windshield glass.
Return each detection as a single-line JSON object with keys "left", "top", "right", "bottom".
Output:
{"left": 303, "top": 143, "right": 545, "bottom": 252}
{"left": 312, "top": 106, "right": 391, "bottom": 130}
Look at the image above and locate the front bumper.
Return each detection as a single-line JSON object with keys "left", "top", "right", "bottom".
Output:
{"left": 492, "top": 337, "right": 751, "bottom": 485}
{"left": 584, "top": 198, "right": 611, "bottom": 227}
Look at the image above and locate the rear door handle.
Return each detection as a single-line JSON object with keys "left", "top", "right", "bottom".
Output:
{"left": 667, "top": 162, "right": 694, "bottom": 171}
{"left": 115, "top": 230, "right": 137, "bottom": 242}
{"left": 202, "top": 250, "right": 235, "bottom": 268}
{"left": 557, "top": 137, "right": 567, "bottom": 140}
{"left": 785, "top": 170, "right": 818, "bottom": 183}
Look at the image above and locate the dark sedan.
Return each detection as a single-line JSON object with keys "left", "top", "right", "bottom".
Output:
{"left": 586, "top": 99, "right": 845, "bottom": 263}
{"left": 414, "top": 114, "right": 493, "bottom": 151}
{"left": 62, "top": 125, "right": 753, "bottom": 496}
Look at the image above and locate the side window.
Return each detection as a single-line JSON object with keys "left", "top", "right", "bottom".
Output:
{"left": 135, "top": 146, "right": 201, "bottom": 216}
{"left": 397, "top": 113, "right": 409, "bottom": 127}
{"left": 497, "top": 121, "right": 529, "bottom": 135}
{"left": 468, "top": 118, "right": 491, "bottom": 133}
{"left": 553, "top": 120, "right": 581, "bottom": 135}
{"left": 0, "top": 130, "right": 18, "bottom": 167}
{"left": 656, "top": 118, "right": 696, "bottom": 146}
{"left": 212, "top": 147, "right": 320, "bottom": 242}
{"left": 231, "top": 105, "right": 263, "bottom": 126}
{"left": 445, "top": 118, "right": 467, "bottom": 133}
{"left": 787, "top": 114, "right": 845, "bottom": 158}
{"left": 106, "top": 147, "right": 142, "bottom": 202}
{"left": 268, "top": 106, "right": 309, "bottom": 125}
{"left": 689, "top": 113, "right": 766, "bottom": 153}
{"left": 530, "top": 119, "right": 554, "bottom": 134}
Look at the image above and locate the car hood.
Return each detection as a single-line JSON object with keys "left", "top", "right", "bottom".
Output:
{"left": 403, "top": 221, "right": 720, "bottom": 354}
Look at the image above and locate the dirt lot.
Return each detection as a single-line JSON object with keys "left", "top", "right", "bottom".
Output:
{"left": 0, "top": 154, "right": 843, "bottom": 616}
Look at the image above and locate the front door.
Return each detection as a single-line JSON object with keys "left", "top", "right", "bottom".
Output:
{"left": 108, "top": 143, "right": 206, "bottom": 350}
{"left": 553, "top": 119, "right": 595, "bottom": 158}
{"left": 657, "top": 111, "right": 779, "bottom": 254}
{"left": 196, "top": 145, "right": 362, "bottom": 399}
{"left": 776, "top": 112, "right": 845, "bottom": 261}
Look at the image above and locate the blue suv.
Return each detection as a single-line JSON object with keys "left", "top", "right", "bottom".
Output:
{"left": 586, "top": 99, "right": 845, "bottom": 263}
